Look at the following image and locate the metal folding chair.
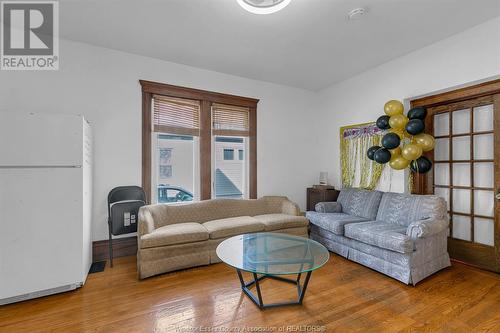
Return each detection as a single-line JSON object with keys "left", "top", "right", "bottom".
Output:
{"left": 107, "top": 186, "right": 146, "bottom": 267}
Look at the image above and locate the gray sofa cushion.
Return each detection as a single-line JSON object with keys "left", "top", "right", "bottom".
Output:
{"left": 344, "top": 221, "right": 414, "bottom": 254}
{"left": 337, "top": 188, "right": 383, "bottom": 220}
{"left": 306, "top": 211, "right": 369, "bottom": 235}
{"left": 315, "top": 202, "right": 342, "bottom": 213}
{"left": 376, "top": 192, "right": 447, "bottom": 227}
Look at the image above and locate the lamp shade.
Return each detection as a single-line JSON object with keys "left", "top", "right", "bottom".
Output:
{"left": 319, "top": 172, "right": 328, "bottom": 185}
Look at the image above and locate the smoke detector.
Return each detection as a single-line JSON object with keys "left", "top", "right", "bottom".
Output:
{"left": 237, "top": 0, "right": 292, "bottom": 15}
{"left": 347, "top": 7, "right": 366, "bottom": 20}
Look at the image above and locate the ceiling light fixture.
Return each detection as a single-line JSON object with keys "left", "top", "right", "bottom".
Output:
{"left": 347, "top": 7, "right": 366, "bottom": 20}
{"left": 237, "top": 0, "right": 291, "bottom": 15}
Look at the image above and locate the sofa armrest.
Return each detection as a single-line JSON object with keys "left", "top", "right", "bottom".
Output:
{"left": 138, "top": 206, "right": 155, "bottom": 237}
{"left": 406, "top": 218, "right": 449, "bottom": 239}
{"left": 315, "top": 202, "right": 342, "bottom": 213}
{"left": 282, "top": 200, "right": 301, "bottom": 216}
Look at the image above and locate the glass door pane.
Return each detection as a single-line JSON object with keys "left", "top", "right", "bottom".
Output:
{"left": 474, "top": 190, "right": 494, "bottom": 217}
{"left": 452, "top": 109, "right": 470, "bottom": 134}
{"left": 434, "top": 163, "right": 450, "bottom": 185}
{"left": 474, "top": 134, "right": 494, "bottom": 159}
{"left": 474, "top": 218, "right": 494, "bottom": 246}
{"left": 434, "top": 112, "right": 449, "bottom": 136}
{"left": 452, "top": 163, "right": 470, "bottom": 186}
{"left": 473, "top": 105, "right": 493, "bottom": 132}
{"left": 453, "top": 189, "right": 471, "bottom": 214}
{"left": 474, "top": 163, "right": 494, "bottom": 188}
{"left": 452, "top": 215, "right": 471, "bottom": 241}
{"left": 452, "top": 136, "right": 470, "bottom": 160}
{"left": 434, "top": 138, "right": 449, "bottom": 161}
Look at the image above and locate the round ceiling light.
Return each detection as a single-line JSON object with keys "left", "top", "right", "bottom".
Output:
{"left": 347, "top": 8, "right": 366, "bottom": 20}
{"left": 237, "top": 0, "right": 291, "bottom": 15}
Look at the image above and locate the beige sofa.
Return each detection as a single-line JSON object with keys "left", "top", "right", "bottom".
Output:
{"left": 137, "top": 196, "right": 309, "bottom": 279}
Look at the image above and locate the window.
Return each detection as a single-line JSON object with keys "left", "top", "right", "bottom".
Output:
{"left": 141, "top": 80, "right": 258, "bottom": 203}
{"left": 152, "top": 94, "right": 200, "bottom": 203}
{"left": 151, "top": 95, "right": 200, "bottom": 203}
{"left": 155, "top": 134, "right": 198, "bottom": 203}
{"left": 223, "top": 149, "right": 234, "bottom": 160}
{"left": 212, "top": 104, "right": 250, "bottom": 199}
{"left": 214, "top": 137, "right": 247, "bottom": 198}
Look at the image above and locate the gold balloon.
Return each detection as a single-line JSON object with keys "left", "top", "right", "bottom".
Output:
{"left": 389, "top": 156, "right": 410, "bottom": 170}
{"left": 413, "top": 133, "right": 435, "bottom": 152}
{"left": 389, "top": 128, "right": 404, "bottom": 139}
{"left": 390, "top": 147, "right": 402, "bottom": 160}
{"left": 389, "top": 128, "right": 411, "bottom": 140}
{"left": 389, "top": 114, "right": 409, "bottom": 130}
{"left": 401, "top": 143, "right": 423, "bottom": 160}
{"left": 384, "top": 100, "right": 404, "bottom": 116}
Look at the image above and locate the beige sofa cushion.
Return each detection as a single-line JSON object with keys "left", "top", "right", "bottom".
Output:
{"left": 142, "top": 196, "right": 297, "bottom": 229}
{"left": 202, "top": 216, "right": 264, "bottom": 239}
{"left": 140, "top": 222, "right": 209, "bottom": 249}
{"left": 254, "top": 213, "right": 309, "bottom": 231}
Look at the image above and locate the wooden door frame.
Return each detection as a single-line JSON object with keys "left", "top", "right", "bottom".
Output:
{"left": 411, "top": 79, "right": 500, "bottom": 193}
{"left": 410, "top": 78, "right": 500, "bottom": 272}
{"left": 140, "top": 80, "right": 259, "bottom": 203}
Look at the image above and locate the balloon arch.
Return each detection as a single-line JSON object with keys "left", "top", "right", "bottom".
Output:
{"left": 367, "top": 100, "right": 435, "bottom": 174}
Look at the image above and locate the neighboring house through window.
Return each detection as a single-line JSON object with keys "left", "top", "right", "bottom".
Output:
{"left": 159, "top": 148, "right": 172, "bottom": 178}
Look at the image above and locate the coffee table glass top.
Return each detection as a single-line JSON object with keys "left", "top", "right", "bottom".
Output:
{"left": 216, "top": 233, "right": 329, "bottom": 275}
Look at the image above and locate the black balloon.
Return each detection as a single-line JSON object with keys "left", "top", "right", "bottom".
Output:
{"left": 376, "top": 115, "right": 391, "bottom": 130}
{"left": 407, "top": 107, "right": 428, "bottom": 120}
{"left": 381, "top": 133, "right": 401, "bottom": 149}
{"left": 367, "top": 145, "right": 381, "bottom": 160}
{"left": 410, "top": 156, "right": 433, "bottom": 174}
{"left": 406, "top": 119, "right": 425, "bottom": 135}
{"left": 374, "top": 148, "right": 391, "bottom": 164}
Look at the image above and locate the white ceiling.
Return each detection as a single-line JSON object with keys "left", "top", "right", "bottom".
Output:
{"left": 59, "top": 0, "right": 500, "bottom": 91}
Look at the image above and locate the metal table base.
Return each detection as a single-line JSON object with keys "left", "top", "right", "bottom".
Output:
{"left": 236, "top": 269, "right": 312, "bottom": 309}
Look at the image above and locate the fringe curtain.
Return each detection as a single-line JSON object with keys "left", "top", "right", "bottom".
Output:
{"left": 340, "top": 122, "right": 384, "bottom": 190}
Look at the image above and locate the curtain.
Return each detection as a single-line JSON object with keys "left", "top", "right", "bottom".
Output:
{"left": 340, "top": 122, "right": 384, "bottom": 190}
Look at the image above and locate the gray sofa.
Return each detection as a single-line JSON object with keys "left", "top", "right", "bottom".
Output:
{"left": 306, "top": 188, "right": 450, "bottom": 285}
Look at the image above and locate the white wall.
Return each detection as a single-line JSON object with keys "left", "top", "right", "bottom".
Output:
{"left": 317, "top": 17, "right": 500, "bottom": 192}
{"left": 2, "top": 17, "right": 499, "bottom": 241}
{"left": 0, "top": 39, "right": 319, "bottom": 241}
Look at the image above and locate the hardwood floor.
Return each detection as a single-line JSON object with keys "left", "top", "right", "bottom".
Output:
{"left": 1, "top": 255, "right": 499, "bottom": 333}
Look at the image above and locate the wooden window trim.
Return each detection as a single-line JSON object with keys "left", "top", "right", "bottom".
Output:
{"left": 410, "top": 79, "right": 500, "bottom": 194}
{"left": 140, "top": 80, "right": 259, "bottom": 202}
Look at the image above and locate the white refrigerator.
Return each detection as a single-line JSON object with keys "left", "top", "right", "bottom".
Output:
{"left": 0, "top": 111, "right": 93, "bottom": 305}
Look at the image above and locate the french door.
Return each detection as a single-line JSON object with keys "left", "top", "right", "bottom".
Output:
{"left": 414, "top": 88, "right": 500, "bottom": 272}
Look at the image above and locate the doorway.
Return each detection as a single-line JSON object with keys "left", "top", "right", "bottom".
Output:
{"left": 411, "top": 80, "right": 500, "bottom": 272}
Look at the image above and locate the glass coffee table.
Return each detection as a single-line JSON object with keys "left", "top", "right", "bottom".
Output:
{"left": 216, "top": 233, "right": 329, "bottom": 309}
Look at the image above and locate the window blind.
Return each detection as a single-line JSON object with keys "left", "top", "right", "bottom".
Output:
{"left": 153, "top": 95, "right": 200, "bottom": 136}
{"left": 212, "top": 103, "right": 250, "bottom": 136}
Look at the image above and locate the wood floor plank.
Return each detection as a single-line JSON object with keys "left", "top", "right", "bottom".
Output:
{"left": 0, "top": 254, "right": 499, "bottom": 333}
